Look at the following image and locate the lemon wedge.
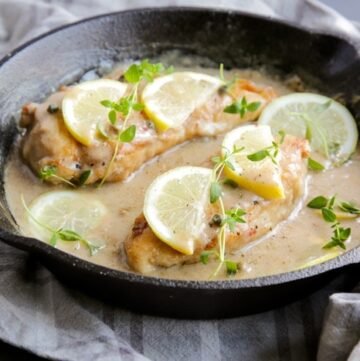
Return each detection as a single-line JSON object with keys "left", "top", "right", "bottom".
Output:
{"left": 258, "top": 93, "right": 358, "bottom": 163}
{"left": 62, "top": 79, "right": 128, "bottom": 146}
{"left": 27, "top": 191, "right": 107, "bottom": 241}
{"left": 141, "top": 72, "right": 223, "bottom": 131}
{"left": 143, "top": 166, "right": 212, "bottom": 255}
{"left": 222, "top": 125, "right": 285, "bottom": 199}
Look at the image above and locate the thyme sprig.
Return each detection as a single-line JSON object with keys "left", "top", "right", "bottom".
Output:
{"left": 99, "top": 60, "right": 173, "bottom": 186}
{"left": 200, "top": 146, "right": 246, "bottom": 277}
{"left": 39, "top": 165, "right": 91, "bottom": 187}
{"left": 210, "top": 145, "right": 244, "bottom": 203}
{"left": 307, "top": 195, "right": 357, "bottom": 249}
{"left": 338, "top": 202, "right": 360, "bottom": 214}
{"left": 39, "top": 165, "right": 75, "bottom": 187}
{"left": 224, "top": 96, "right": 261, "bottom": 119}
{"left": 21, "top": 196, "right": 104, "bottom": 255}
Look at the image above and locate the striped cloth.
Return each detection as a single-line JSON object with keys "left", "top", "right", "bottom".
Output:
{"left": 0, "top": 1, "right": 359, "bottom": 360}
{"left": 0, "top": 238, "right": 357, "bottom": 361}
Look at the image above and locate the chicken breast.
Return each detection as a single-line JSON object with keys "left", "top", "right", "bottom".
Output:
{"left": 20, "top": 78, "right": 276, "bottom": 185}
{"left": 125, "top": 136, "right": 309, "bottom": 274}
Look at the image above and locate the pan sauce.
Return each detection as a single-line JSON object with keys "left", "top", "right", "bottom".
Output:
{"left": 4, "top": 67, "right": 360, "bottom": 280}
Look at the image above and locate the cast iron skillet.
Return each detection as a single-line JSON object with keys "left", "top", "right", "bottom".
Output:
{"left": 0, "top": 7, "right": 360, "bottom": 319}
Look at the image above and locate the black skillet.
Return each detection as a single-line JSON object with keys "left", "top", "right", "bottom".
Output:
{"left": 0, "top": 8, "right": 360, "bottom": 319}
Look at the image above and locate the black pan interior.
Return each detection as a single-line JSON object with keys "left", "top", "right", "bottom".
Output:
{"left": 0, "top": 8, "right": 360, "bottom": 318}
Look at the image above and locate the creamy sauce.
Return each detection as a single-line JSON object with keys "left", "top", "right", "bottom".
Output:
{"left": 4, "top": 66, "right": 360, "bottom": 280}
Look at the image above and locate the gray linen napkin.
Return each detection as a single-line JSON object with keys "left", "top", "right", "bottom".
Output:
{"left": 0, "top": 1, "right": 359, "bottom": 360}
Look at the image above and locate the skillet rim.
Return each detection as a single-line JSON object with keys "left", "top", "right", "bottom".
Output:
{"left": 0, "top": 6, "right": 359, "bottom": 291}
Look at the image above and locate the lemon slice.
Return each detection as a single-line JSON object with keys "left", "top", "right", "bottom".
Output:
{"left": 62, "top": 79, "right": 128, "bottom": 146}
{"left": 258, "top": 93, "right": 358, "bottom": 162}
{"left": 27, "top": 191, "right": 107, "bottom": 241}
{"left": 143, "top": 166, "right": 212, "bottom": 255}
{"left": 222, "top": 124, "right": 285, "bottom": 199}
{"left": 141, "top": 72, "right": 223, "bottom": 131}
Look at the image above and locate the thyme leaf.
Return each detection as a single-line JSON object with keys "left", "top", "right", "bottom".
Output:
{"left": 222, "top": 178, "right": 238, "bottom": 188}
{"left": 308, "top": 158, "right": 325, "bottom": 171}
{"left": 247, "top": 149, "right": 269, "bottom": 162}
{"left": 222, "top": 208, "right": 246, "bottom": 232}
{"left": 338, "top": 202, "right": 360, "bottom": 215}
{"left": 321, "top": 207, "right": 336, "bottom": 223}
{"left": 307, "top": 196, "right": 328, "bottom": 209}
{"left": 124, "top": 59, "right": 172, "bottom": 83}
{"left": 77, "top": 170, "right": 91, "bottom": 186}
{"left": 224, "top": 96, "right": 261, "bottom": 119}
{"left": 120, "top": 125, "right": 136, "bottom": 143}
{"left": 210, "top": 182, "right": 222, "bottom": 204}
{"left": 200, "top": 250, "right": 217, "bottom": 265}
{"left": 108, "top": 109, "right": 117, "bottom": 124}
{"left": 225, "top": 260, "right": 238, "bottom": 276}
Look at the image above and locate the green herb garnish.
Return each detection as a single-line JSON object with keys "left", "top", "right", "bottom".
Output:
{"left": 217, "top": 63, "right": 238, "bottom": 95}
{"left": 224, "top": 96, "right": 261, "bottom": 119}
{"left": 119, "top": 124, "right": 136, "bottom": 143}
{"left": 222, "top": 178, "right": 238, "bottom": 188}
{"left": 307, "top": 195, "right": 355, "bottom": 249}
{"left": 77, "top": 170, "right": 91, "bottom": 186}
{"left": 222, "top": 208, "right": 246, "bottom": 232}
{"left": 323, "top": 223, "right": 351, "bottom": 250}
{"left": 124, "top": 59, "right": 173, "bottom": 83}
{"left": 210, "top": 182, "right": 222, "bottom": 204}
{"left": 307, "top": 195, "right": 328, "bottom": 209}
{"left": 308, "top": 158, "right": 325, "bottom": 171}
{"left": 338, "top": 202, "right": 360, "bottom": 214}
{"left": 247, "top": 130, "right": 285, "bottom": 165}
{"left": 225, "top": 260, "right": 239, "bottom": 276}
{"left": 210, "top": 145, "right": 244, "bottom": 204}
{"left": 322, "top": 207, "right": 336, "bottom": 223}
{"left": 39, "top": 165, "right": 75, "bottom": 187}
{"left": 200, "top": 250, "right": 216, "bottom": 265}
{"left": 200, "top": 146, "right": 246, "bottom": 277}
{"left": 99, "top": 60, "right": 172, "bottom": 186}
